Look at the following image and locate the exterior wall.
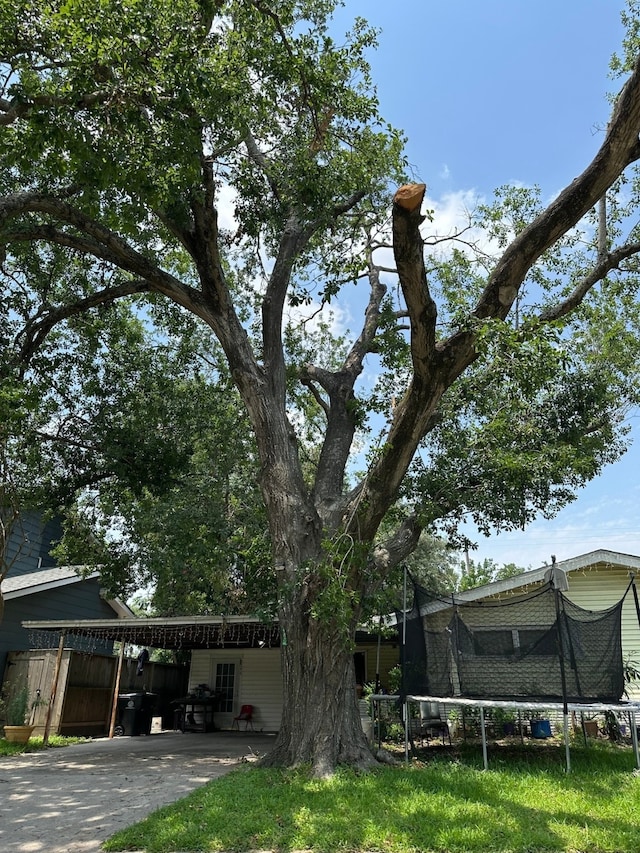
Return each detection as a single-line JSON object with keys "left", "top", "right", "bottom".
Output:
{"left": 189, "top": 640, "right": 400, "bottom": 732}
{"left": 0, "top": 577, "right": 117, "bottom": 678}
{"left": 562, "top": 565, "right": 640, "bottom": 699}
{"left": 189, "top": 647, "right": 283, "bottom": 732}
{"left": 4, "top": 511, "right": 64, "bottom": 576}
{"left": 355, "top": 641, "right": 400, "bottom": 692}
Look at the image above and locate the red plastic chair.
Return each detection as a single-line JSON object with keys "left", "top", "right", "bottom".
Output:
{"left": 232, "top": 704, "right": 254, "bottom": 731}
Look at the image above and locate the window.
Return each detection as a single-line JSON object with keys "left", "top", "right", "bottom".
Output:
{"left": 473, "top": 629, "right": 514, "bottom": 656}
{"left": 517, "top": 628, "right": 556, "bottom": 656}
{"left": 472, "top": 627, "right": 557, "bottom": 657}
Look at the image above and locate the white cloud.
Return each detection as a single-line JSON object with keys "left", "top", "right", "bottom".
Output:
{"left": 284, "top": 298, "right": 353, "bottom": 342}
{"left": 466, "top": 481, "right": 640, "bottom": 569}
{"left": 421, "top": 188, "right": 505, "bottom": 261}
{"left": 215, "top": 181, "right": 239, "bottom": 232}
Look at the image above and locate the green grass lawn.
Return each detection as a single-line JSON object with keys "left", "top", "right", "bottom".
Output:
{"left": 103, "top": 740, "right": 640, "bottom": 853}
{"left": 0, "top": 734, "right": 88, "bottom": 755}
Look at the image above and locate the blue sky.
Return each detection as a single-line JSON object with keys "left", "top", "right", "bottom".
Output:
{"left": 331, "top": 1, "right": 640, "bottom": 569}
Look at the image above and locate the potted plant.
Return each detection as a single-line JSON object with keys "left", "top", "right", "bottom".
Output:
{"left": 492, "top": 707, "right": 517, "bottom": 736}
{"left": 447, "top": 708, "right": 461, "bottom": 738}
{"left": 528, "top": 711, "right": 552, "bottom": 739}
{"left": 0, "top": 683, "right": 37, "bottom": 743}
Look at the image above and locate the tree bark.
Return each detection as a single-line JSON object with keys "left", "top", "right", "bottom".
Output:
{"left": 262, "top": 600, "right": 376, "bottom": 777}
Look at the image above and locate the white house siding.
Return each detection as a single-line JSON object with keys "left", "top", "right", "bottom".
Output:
{"left": 189, "top": 648, "right": 283, "bottom": 732}
{"left": 189, "top": 641, "right": 401, "bottom": 732}
{"left": 356, "top": 641, "right": 399, "bottom": 692}
{"left": 562, "top": 564, "right": 640, "bottom": 699}
{"left": 478, "top": 559, "right": 640, "bottom": 700}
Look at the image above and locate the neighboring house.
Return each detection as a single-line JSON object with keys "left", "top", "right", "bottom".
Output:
{"left": 1, "top": 511, "right": 133, "bottom": 679}
{"left": 425, "top": 549, "right": 640, "bottom": 700}
{"left": 2, "top": 510, "right": 64, "bottom": 576}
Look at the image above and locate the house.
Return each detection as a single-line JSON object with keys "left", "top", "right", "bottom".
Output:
{"left": 412, "top": 549, "right": 640, "bottom": 701}
{"left": 20, "top": 614, "right": 400, "bottom": 733}
{"left": 6, "top": 513, "right": 398, "bottom": 734}
{"left": 17, "top": 548, "right": 640, "bottom": 736}
{"left": 188, "top": 625, "right": 399, "bottom": 731}
{"left": 1, "top": 511, "right": 133, "bottom": 679}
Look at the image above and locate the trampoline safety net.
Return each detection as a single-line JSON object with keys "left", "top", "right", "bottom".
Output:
{"left": 399, "top": 580, "right": 626, "bottom": 703}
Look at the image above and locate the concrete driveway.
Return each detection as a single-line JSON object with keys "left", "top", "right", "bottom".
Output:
{"left": 0, "top": 730, "right": 275, "bottom": 853}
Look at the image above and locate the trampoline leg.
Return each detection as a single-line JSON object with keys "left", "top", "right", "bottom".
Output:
{"left": 479, "top": 706, "right": 488, "bottom": 771}
{"left": 518, "top": 710, "right": 525, "bottom": 744}
{"left": 631, "top": 710, "right": 640, "bottom": 771}
{"left": 404, "top": 699, "right": 409, "bottom": 765}
{"left": 563, "top": 713, "right": 571, "bottom": 774}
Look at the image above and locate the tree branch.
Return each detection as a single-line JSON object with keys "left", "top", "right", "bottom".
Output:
{"left": 250, "top": 0, "right": 323, "bottom": 142}
{"left": 347, "top": 55, "right": 640, "bottom": 543}
{"left": 371, "top": 515, "right": 422, "bottom": 575}
{"left": 299, "top": 371, "right": 330, "bottom": 416}
{"left": 1, "top": 194, "right": 207, "bottom": 314}
{"left": 309, "top": 251, "right": 388, "bottom": 518}
{"left": 245, "top": 132, "right": 282, "bottom": 203}
{"left": 473, "top": 53, "right": 640, "bottom": 324}
{"left": 391, "top": 183, "right": 438, "bottom": 385}
{"left": 17, "top": 280, "right": 152, "bottom": 367}
{"left": 539, "top": 240, "right": 640, "bottom": 321}
{"left": 332, "top": 191, "right": 366, "bottom": 218}
{"left": 0, "top": 90, "right": 112, "bottom": 126}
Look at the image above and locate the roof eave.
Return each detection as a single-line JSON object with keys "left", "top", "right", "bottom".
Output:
{"left": 2, "top": 569, "right": 100, "bottom": 600}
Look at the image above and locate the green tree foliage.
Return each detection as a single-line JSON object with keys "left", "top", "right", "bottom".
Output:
{"left": 458, "top": 557, "right": 526, "bottom": 592}
{"left": 32, "top": 308, "right": 272, "bottom": 614}
{"left": 407, "top": 535, "right": 460, "bottom": 595}
{"left": 2, "top": 1, "right": 640, "bottom": 773}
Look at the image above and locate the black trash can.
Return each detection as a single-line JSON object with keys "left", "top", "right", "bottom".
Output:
{"left": 114, "top": 692, "right": 157, "bottom": 736}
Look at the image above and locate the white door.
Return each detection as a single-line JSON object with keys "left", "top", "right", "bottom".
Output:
{"left": 211, "top": 659, "right": 240, "bottom": 729}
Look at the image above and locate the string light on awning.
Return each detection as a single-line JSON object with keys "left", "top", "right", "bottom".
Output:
{"left": 27, "top": 620, "right": 281, "bottom": 653}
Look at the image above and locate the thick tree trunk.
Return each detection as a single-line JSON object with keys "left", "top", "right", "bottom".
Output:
{"left": 262, "top": 604, "right": 377, "bottom": 777}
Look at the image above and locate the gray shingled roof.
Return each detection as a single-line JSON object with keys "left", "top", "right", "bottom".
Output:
{"left": 1, "top": 566, "right": 97, "bottom": 596}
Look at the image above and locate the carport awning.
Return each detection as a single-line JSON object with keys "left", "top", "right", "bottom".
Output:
{"left": 22, "top": 614, "right": 281, "bottom": 650}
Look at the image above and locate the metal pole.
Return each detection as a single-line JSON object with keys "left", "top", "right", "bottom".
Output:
{"left": 43, "top": 630, "right": 66, "bottom": 745}
{"left": 631, "top": 709, "right": 640, "bottom": 771}
{"left": 518, "top": 709, "right": 525, "bottom": 744}
{"left": 375, "top": 614, "right": 382, "bottom": 694}
{"left": 552, "top": 577, "right": 571, "bottom": 741}
{"left": 108, "top": 642, "right": 125, "bottom": 738}
{"left": 403, "top": 564, "right": 409, "bottom": 764}
{"left": 402, "top": 564, "right": 407, "bottom": 656}
{"left": 479, "top": 706, "right": 488, "bottom": 771}
{"left": 563, "top": 713, "right": 571, "bottom": 773}
{"left": 374, "top": 614, "right": 382, "bottom": 746}
{"left": 404, "top": 698, "right": 410, "bottom": 764}
{"left": 630, "top": 574, "right": 640, "bottom": 628}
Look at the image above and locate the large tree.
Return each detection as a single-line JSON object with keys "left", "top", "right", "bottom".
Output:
{"left": 2, "top": 0, "right": 640, "bottom": 774}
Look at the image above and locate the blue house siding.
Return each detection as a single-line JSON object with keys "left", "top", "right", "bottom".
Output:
{"left": 0, "top": 577, "right": 117, "bottom": 678}
{"left": 3, "top": 510, "right": 64, "bottom": 577}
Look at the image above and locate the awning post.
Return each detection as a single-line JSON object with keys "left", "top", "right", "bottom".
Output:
{"left": 43, "top": 630, "right": 66, "bottom": 745}
{"left": 108, "top": 642, "right": 126, "bottom": 738}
